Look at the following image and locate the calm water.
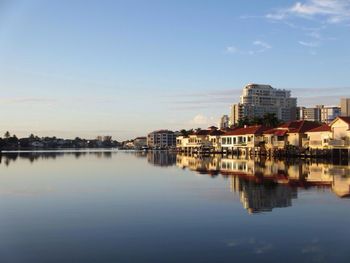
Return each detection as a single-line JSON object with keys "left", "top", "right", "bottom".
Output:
{"left": 1, "top": 151, "right": 350, "bottom": 263}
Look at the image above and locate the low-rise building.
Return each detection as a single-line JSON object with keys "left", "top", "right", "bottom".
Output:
{"left": 147, "top": 130, "right": 176, "bottom": 149}
{"left": 263, "top": 120, "right": 321, "bottom": 151}
{"left": 176, "top": 126, "right": 224, "bottom": 153}
{"left": 221, "top": 125, "right": 269, "bottom": 154}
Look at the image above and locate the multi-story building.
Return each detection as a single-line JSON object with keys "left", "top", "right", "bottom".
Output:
{"left": 219, "top": 115, "right": 229, "bottom": 129}
{"left": 302, "top": 107, "right": 321, "bottom": 122}
{"left": 230, "top": 84, "right": 297, "bottom": 125}
{"left": 297, "top": 105, "right": 341, "bottom": 124}
{"left": 147, "top": 130, "right": 176, "bottom": 149}
{"left": 340, "top": 98, "right": 350, "bottom": 116}
{"left": 320, "top": 105, "right": 341, "bottom": 124}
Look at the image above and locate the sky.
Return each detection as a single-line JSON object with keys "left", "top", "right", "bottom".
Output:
{"left": 0, "top": 0, "right": 350, "bottom": 140}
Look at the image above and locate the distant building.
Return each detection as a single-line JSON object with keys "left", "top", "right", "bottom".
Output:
{"left": 230, "top": 84, "right": 297, "bottom": 125}
{"left": 147, "top": 130, "right": 176, "bottom": 149}
{"left": 297, "top": 105, "right": 340, "bottom": 123}
{"left": 219, "top": 115, "right": 229, "bottom": 129}
{"left": 320, "top": 105, "right": 341, "bottom": 124}
{"left": 341, "top": 98, "right": 350, "bottom": 116}
{"left": 302, "top": 107, "right": 321, "bottom": 122}
{"left": 296, "top": 106, "right": 305, "bottom": 120}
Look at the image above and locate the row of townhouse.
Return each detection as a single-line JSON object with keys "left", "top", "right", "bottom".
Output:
{"left": 176, "top": 116, "right": 350, "bottom": 156}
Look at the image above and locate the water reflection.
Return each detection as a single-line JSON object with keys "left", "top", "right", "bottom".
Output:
{"left": 1, "top": 150, "right": 350, "bottom": 214}
{"left": 0, "top": 151, "right": 113, "bottom": 166}
{"left": 175, "top": 154, "right": 350, "bottom": 213}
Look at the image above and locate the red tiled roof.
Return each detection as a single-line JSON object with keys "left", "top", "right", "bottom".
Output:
{"left": 223, "top": 125, "right": 269, "bottom": 136}
{"left": 277, "top": 120, "right": 321, "bottom": 133}
{"left": 263, "top": 128, "right": 288, "bottom": 136}
{"left": 307, "top": 124, "right": 331, "bottom": 133}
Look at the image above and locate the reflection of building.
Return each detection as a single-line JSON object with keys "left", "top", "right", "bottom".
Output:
{"left": 230, "top": 84, "right": 297, "bottom": 125}
{"left": 147, "top": 151, "right": 176, "bottom": 167}
{"left": 229, "top": 176, "right": 297, "bottom": 213}
{"left": 174, "top": 153, "right": 350, "bottom": 213}
{"left": 147, "top": 130, "right": 176, "bottom": 149}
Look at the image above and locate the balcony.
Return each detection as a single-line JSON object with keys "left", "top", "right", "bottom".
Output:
{"left": 328, "top": 139, "right": 348, "bottom": 147}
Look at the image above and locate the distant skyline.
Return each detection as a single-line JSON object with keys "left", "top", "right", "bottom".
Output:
{"left": 0, "top": 0, "right": 350, "bottom": 140}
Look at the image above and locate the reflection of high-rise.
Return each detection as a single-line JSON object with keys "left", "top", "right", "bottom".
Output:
{"left": 147, "top": 151, "right": 176, "bottom": 167}
{"left": 175, "top": 153, "right": 350, "bottom": 213}
{"left": 229, "top": 176, "right": 297, "bottom": 213}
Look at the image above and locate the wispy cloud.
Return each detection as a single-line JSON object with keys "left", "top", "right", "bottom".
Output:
{"left": 226, "top": 40, "right": 272, "bottom": 55}
{"left": 298, "top": 40, "right": 320, "bottom": 47}
{"left": 266, "top": 0, "right": 350, "bottom": 24}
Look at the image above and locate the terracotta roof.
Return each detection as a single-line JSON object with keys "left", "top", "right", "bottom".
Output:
{"left": 278, "top": 120, "right": 321, "bottom": 133}
{"left": 306, "top": 124, "right": 331, "bottom": 133}
{"left": 223, "top": 125, "right": 269, "bottom": 136}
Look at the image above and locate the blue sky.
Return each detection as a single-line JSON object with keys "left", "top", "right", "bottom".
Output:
{"left": 0, "top": 0, "right": 350, "bottom": 140}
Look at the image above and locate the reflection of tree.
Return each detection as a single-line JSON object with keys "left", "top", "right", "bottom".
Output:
{"left": 0, "top": 151, "right": 115, "bottom": 167}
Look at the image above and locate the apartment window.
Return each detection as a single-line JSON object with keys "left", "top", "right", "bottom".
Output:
{"left": 222, "top": 138, "right": 227, "bottom": 144}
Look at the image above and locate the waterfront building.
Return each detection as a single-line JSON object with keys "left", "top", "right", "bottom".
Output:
{"left": 230, "top": 84, "right": 297, "bottom": 125}
{"left": 304, "top": 116, "right": 350, "bottom": 150}
{"left": 263, "top": 120, "right": 321, "bottom": 151}
{"left": 305, "top": 124, "right": 332, "bottom": 149}
{"left": 340, "top": 98, "right": 350, "bottom": 116}
{"left": 220, "top": 125, "right": 269, "bottom": 154}
{"left": 176, "top": 126, "right": 224, "bottom": 153}
{"left": 219, "top": 115, "right": 230, "bottom": 129}
{"left": 147, "top": 130, "right": 176, "bottom": 149}
{"left": 329, "top": 116, "right": 350, "bottom": 148}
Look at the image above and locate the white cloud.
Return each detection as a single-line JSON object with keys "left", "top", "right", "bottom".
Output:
{"left": 189, "top": 114, "right": 216, "bottom": 128}
{"left": 226, "top": 40, "right": 272, "bottom": 55}
{"left": 226, "top": 45, "right": 238, "bottom": 54}
{"left": 298, "top": 40, "right": 319, "bottom": 47}
{"left": 253, "top": 40, "right": 271, "bottom": 49}
{"left": 266, "top": 0, "right": 350, "bottom": 24}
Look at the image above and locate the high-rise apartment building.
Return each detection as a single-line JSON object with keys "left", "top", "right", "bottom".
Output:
{"left": 341, "top": 98, "right": 350, "bottom": 116}
{"left": 230, "top": 84, "right": 297, "bottom": 125}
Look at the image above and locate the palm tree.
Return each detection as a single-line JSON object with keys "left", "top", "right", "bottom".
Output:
{"left": 4, "top": 131, "right": 10, "bottom": 139}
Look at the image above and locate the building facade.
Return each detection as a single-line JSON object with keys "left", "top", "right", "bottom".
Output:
{"left": 341, "top": 98, "right": 350, "bottom": 116}
{"left": 230, "top": 84, "right": 297, "bottom": 125}
{"left": 320, "top": 105, "right": 341, "bottom": 124}
{"left": 219, "top": 115, "right": 230, "bottom": 129}
{"left": 147, "top": 130, "right": 176, "bottom": 149}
